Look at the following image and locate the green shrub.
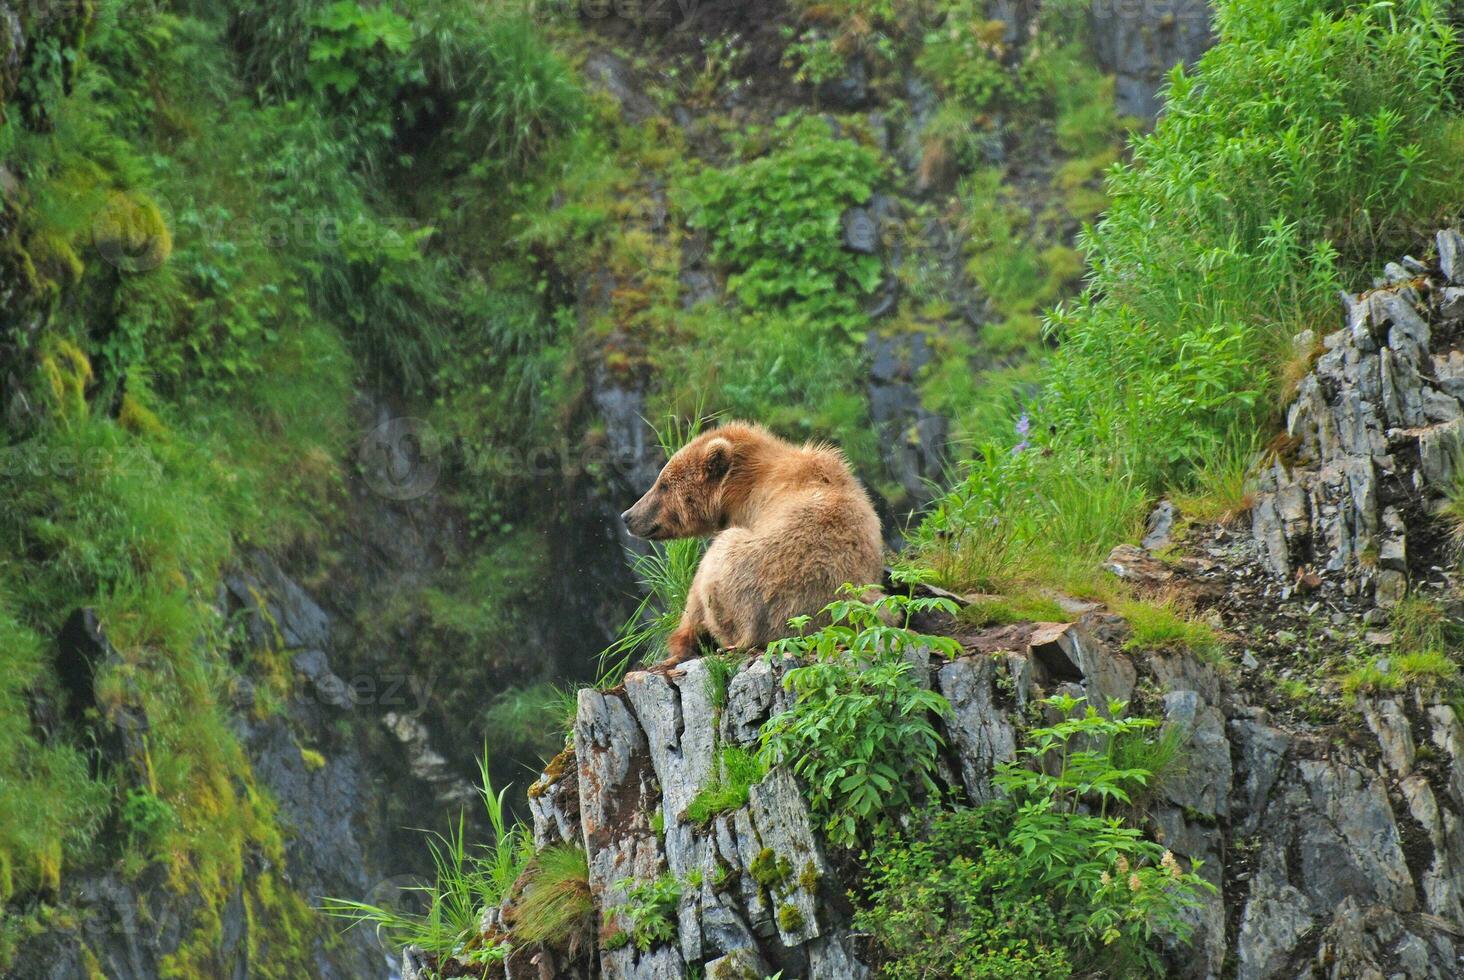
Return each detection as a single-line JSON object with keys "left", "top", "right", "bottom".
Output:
{"left": 120, "top": 789, "right": 181, "bottom": 850}
{"left": 917, "top": 8, "right": 1012, "bottom": 113}
{"left": 1045, "top": 0, "right": 1459, "bottom": 486}
{"left": 681, "top": 115, "right": 883, "bottom": 337}
{"left": 757, "top": 587, "right": 959, "bottom": 848}
{"left": 306, "top": 1, "right": 420, "bottom": 147}
{"left": 920, "top": 0, "right": 1464, "bottom": 583}
{"left": 858, "top": 695, "right": 1214, "bottom": 977}
{"left": 412, "top": 1, "right": 585, "bottom": 175}
{"left": 856, "top": 807, "right": 1074, "bottom": 978}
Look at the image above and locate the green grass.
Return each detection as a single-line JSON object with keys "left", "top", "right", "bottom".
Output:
{"left": 957, "top": 594, "right": 1070, "bottom": 627}
{"left": 599, "top": 416, "right": 712, "bottom": 681}
{"left": 1117, "top": 599, "right": 1223, "bottom": 659}
{"left": 916, "top": 0, "right": 1464, "bottom": 599}
{"left": 508, "top": 844, "right": 594, "bottom": 957}
{"left": 481, "top": 683, "right": 573, "bottom": 769}
{"left": 1170, "top": 431, "right": 1261, "bottom": 527}
{"left": 1391, "top": 598, "right": 1464, "bottom": 655}
{"left": 685, "top": 747, "right": 767, "bottom": 825}
{"left": 1342, "top": 652, "right": 1459, "bottom": 700}
{"left": 322, "top": 755, "right": 532, "bottom": 966}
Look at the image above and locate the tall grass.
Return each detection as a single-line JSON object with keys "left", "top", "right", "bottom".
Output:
{"left": 507, "top": 844, "right": 594, "bottom": 957}
{"left": 918, "top": 0, "right": 1464, "bottom": 584}
{"left": 598, "top": 416, "right": 714, "bottom": 681}
{"left": 411, "top": 1, "right": 585, "bottom": 175}
{"left": 321, "top": 753, "right": 533, "bottom": 964}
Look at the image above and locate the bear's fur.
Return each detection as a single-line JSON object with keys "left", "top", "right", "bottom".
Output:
{"left": 620, "top": 421, "right": 883, "bottom": 665}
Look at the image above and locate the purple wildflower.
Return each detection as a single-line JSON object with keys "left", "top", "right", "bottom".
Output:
{"left": 1011, "top": 412, "right": 1031, "bottom": 454}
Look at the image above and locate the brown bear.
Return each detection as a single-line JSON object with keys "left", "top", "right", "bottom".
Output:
{"left": 620, "top": 421, "right": 883, "bottom": 665}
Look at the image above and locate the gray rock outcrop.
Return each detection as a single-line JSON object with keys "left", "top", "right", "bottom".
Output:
{"left": 1252, "top": 230, "right": 1464, "bottom": 605}
{"left": 449, "top": 606, "right": 1464, "bottom": 979}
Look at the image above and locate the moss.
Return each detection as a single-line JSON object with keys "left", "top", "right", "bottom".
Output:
{"left": 797, "top": 860, "right": 820, "bottom": 893}
{"left": 81, "top": 945, "right": 106, "bottom": 980}
{"left": 118, "top": 392, "right": 165, "bottom": 436}
{"left": 28, "top": 230, "right": 84, "bottom": 287}
{"left": 776, "top": 902, "right": 806, "bottom": 933}
{"left": 604, "top": 930, "right": 631, "bottom": 951}
{"left": 299, "top": 748, "right": 327, "bottom": 771}
{"left": 529, "top": 745, "right": 576, "bottom": 799}
{"left": 749, "top": 848, "right": 792, "bottom": 890}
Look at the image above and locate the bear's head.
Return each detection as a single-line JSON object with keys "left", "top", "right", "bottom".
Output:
{"left": 621, "top": 428, "right": 744, "bottom": 540}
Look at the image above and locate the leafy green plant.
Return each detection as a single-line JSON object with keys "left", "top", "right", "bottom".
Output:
{"left": 119, "top": 789, "right": 181, "bottom": 850}
{"left": 858, "top": 695, "right": 1214, "bottom": 977}
{"left": 681, "top": 115, "right": 883, "bottom": 337}
{"left": 917, "top": 9, "right": 1013, "bottom": 114}
{"left": 757, "top": 586, "right": 959, "bottom": 847}
{"left": 609, "top": 872, "right": 684, "bottom": 952}
{"left": 509, "top": 844, "right": 593, "bottom": 957}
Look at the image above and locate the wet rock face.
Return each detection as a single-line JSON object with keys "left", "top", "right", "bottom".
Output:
{"left": 490, "top": 605, "right": 1464, "bottom": 980}
{"left": 1088, "top": 0, "right": 1215, "bottom": 120}
{"left": 1252, "top": 230, "right": 1464, "bottom": 606}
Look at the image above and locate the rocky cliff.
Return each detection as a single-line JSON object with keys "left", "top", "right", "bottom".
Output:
{"left": 407, "top": 235, "right": 1464, "bottom": 980}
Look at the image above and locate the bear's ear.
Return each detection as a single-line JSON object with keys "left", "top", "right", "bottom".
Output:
{"left": 703, "top": 437, "right": 734, "bottom": 480}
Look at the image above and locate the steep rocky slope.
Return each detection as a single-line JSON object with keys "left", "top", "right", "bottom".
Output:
{"left": 406, "top": 237, "right": 1464, "bottom": 979}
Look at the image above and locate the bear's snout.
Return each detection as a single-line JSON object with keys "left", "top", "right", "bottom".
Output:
{"left": 621, "top": 498, "right": 664, "bottom": 540}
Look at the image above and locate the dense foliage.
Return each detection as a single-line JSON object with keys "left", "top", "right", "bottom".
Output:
{"left": 915, "top": 0, "right": 1464, "bottom": 593}
{"left": 857, "top": 696, "right": 1214, "bottom": 977}
{"left": 6, "top": 0, "right": 1463, "bottom": 971}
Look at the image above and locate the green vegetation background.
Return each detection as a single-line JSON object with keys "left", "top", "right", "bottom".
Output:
{"left": 1, "top": 0, "right": 1461, "bottom": 971}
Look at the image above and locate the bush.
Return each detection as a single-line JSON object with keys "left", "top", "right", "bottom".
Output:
{"left": 858, "top": 696, "right": 1214, "bottom": 977}
{"left": 919, "top": 0, "right": 1464, "bottom": 583}
{"left": 757, "top": 587, "right": 960, "bottom": 848}
{"left": 856, "top": 807, "right": 1074, "bottom": 978}
{"left": 411, "top": 1, "right": 585, "bottom": 176}
{"left": 681, "top": 115, "right": 884, "bottom": 338}
{"left": 608, "top": 873, "right": 683, "bottom": 952}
